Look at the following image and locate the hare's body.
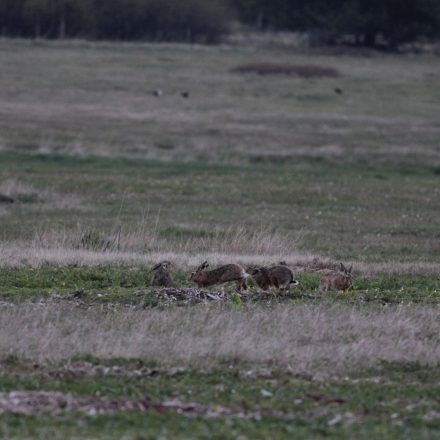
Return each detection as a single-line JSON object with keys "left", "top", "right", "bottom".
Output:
{"left": 268, "top": 265, "right": 299, "bottom": 289}
{"left": 247, "top": 266, "right": 272, "bottom": 290}
{"left": 319, "top": 263, "right": 352, "bottom": 292}
{"left": 248, "top": 264, "right": 299, "bottom": 290}
{"left": 189, "top": 262, "right": 249, "bottom": 291}
{"left": 151, "top": 261, "right": 173, "bottom": 287}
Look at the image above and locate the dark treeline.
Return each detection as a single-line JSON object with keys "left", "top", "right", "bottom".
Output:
{"left": 232, "top": 0, "right": 440, "bottom": 48}
{"left": 1, "top": 0, "right": 439, "bottom": 46}
{"left": 0, "top": 0, "right": 232, "bottom": 42}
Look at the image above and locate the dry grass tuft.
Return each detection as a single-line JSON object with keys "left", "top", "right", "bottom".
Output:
{"left": 231, "top": 62, "right": 341, "bottom": 78}
{"left": 0, "top": 303, "right": 439, "bottom": 376}
{"left": 168, "top": 226, "right": 296, "bottom": 256}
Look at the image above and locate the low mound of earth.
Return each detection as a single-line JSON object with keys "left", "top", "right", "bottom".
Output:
{"left": 134, "top": 288, "right": 306, "bottom": 305}
{"left": 135, "top": 287, "right": 229, "bottom": 303}
{"left": 0, "top": 391, "right": 255, "bottom": 419}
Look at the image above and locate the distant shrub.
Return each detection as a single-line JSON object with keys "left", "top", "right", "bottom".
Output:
{"left": 232, "top": 62, "right": 340, "bottom": 78}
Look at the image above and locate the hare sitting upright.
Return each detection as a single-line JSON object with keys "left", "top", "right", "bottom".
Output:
{"left": 319, "top": 263, "right": 353, "bottom": 292}
{"left": 151, "top": 261, "right": 173, "bottom": 287}
{"left": 189, "top": 261, "right": 249, "bottom": 291}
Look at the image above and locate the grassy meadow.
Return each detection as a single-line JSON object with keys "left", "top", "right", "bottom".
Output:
{"left": 0, "top": 39, "right": 440, "bottom": 438}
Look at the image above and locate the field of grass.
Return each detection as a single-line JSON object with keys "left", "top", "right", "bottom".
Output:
{"left": 1, "top": 40, "right": 440, "bottom": 167}
{"left": 0, "top": 354, "right": 439, "bottom": 439}
{"left": 0, "top": 38, "right": 440, "bottom": 438}
{"left": 1, "top": 150, "right": 440, "bottom": 266}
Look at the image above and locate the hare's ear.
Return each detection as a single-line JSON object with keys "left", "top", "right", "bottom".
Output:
{"left": 152, "top": 262, "right": 161, "bottom": 271}
{"left": 198, "top": 261, "right": 209, "bottom": 270}
{"left": 348, "top": 265, "right": 352, "bottom": 274}
{"left": 339, "top": 263, "right": 346, "bottom": 273}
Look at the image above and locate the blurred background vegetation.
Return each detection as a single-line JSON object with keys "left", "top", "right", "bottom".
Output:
{"left": 0, "top": 0, "right": 439, "bottom": 47}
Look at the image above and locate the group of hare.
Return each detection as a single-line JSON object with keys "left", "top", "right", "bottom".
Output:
{"left": 152, "top": 260, "right": 353, "bottom": 292}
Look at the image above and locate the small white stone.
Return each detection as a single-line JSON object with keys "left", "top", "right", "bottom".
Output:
{"left": 260, "top": 389, "right": 273, "bottom": 397}
{"left": 327, "top": 414, "right": 342, "bottom": 426}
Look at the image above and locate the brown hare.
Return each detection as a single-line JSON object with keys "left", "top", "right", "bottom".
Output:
{"left": 189, "top": 261, "right": 249, "bottom": 291}
{"left": 268, "top": 264, "right": 299, "bottom": 289}
{"left": 247, "top": 264, "right": 299, "bottom": 291}
{"left": 247, "top": 266, "right": 272, "bottom": 290}
{"left": 151, "top": 261, "right": 173, "bottom": 287}
{"left": 319, "top": 263, "right": 353, "bottom": 292}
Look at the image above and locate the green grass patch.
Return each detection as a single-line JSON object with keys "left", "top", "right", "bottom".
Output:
{"left": 0, "top": 359, "right": 439, "bottom": 439}
{"left": 0, "top": 267, "right": 439, "bottom": 306}
{"left": 1, "top": 151, "right": 440, "bottom": 262}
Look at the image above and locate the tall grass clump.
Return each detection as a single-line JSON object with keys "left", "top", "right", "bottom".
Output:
{"left": 0, "top": 221, "right": 309, "bottom": 268}
{"left": 28, "top": 223, "right": 295, "bottom": 256}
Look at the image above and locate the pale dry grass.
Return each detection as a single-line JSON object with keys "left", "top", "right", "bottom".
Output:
{"left": 1, "top": 241, "right": 438, "bottom": 276}
{"left": 353, "top": 261, "right": 440, "bottom": 277}
{"left": 0, "top": 241, "right": 313, "bottom": 270}
{"left": 0, "top": 223, "right": 308, "bottom": 269}
{"left": 168, "top": 226, "right": 297, "bottom": 256}
{"left": 1, "top": 303, "right": 439, "bottom": 376}
{"left": 27, "top": 223, "right": 297, "bottom": 255}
